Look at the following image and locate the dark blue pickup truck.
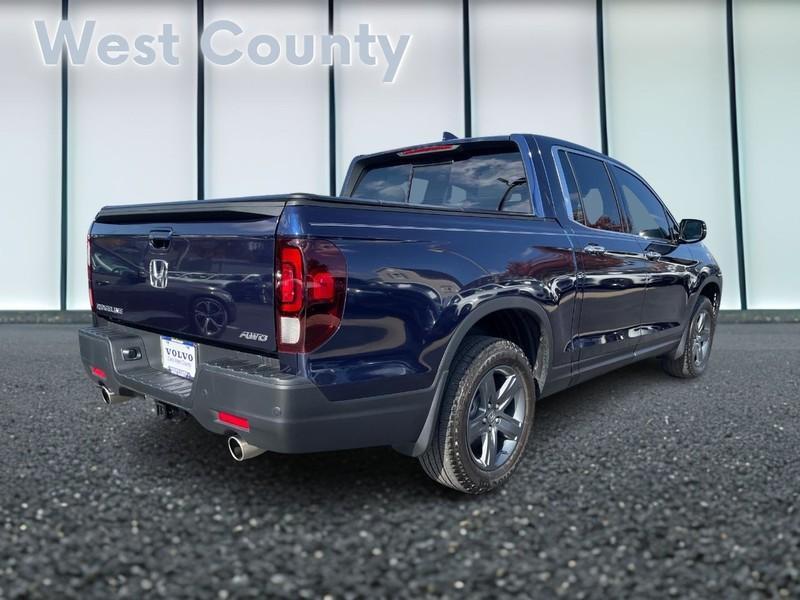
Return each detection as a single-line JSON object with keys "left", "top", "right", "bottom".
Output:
{"left": 79, "top": 134, "right": 721, "bottom": 494}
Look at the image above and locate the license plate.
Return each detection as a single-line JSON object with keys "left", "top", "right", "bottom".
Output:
{"left": 160, "top": 336, "right": 197, "bottom": 379}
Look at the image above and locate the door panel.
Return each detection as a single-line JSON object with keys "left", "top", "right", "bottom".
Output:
{"left": 557, "top": 150, "right": 649, "bottom": 380}
{"left": 606, "top": 164, "right": 699, "bottom": 354}
{"left": 570, "top": 232, "right": 649, "bottom": 374}
{"left": 637, "top": 240, "right": 698, "bottom": 351}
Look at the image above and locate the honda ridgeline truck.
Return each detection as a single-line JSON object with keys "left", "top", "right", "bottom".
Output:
{"left": 79, "top": 134, "right": 721, "bottom": 494}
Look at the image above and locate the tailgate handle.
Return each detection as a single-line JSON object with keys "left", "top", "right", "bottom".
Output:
{"left": 149, "top": 229, "right": 173, "bottom": 251}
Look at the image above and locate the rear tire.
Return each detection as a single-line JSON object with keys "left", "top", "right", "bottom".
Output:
{"left": 419, "top": 336, "right": 536, "bottom": 494}
{"left": 662, "top": 296, "right": 716, "bottom": 378}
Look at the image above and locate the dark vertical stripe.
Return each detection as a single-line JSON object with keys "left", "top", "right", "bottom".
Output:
{"left": 596, "top": 0, "right": 609, "bottom": 155}
{"left": 59, "top": 0, "right": 69, "bottom": 310}
{"left": 462, "top": 0, "right": 472, "bottom": 137}
{"left": 328, "top": 0, "right": 337, "bottom": 196}
{"left": 196, "top": 0, "right": 205, "bottom": 200}
{"left": 726, "top": 0, "right": 747, "bottom": 309}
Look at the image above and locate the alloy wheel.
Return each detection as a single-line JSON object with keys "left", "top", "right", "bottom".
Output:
{"left": 466, "top": 366, "right": 526, "bottom": 470}
{"left": 691, "top": 309, "right": 712, "bottom": 368}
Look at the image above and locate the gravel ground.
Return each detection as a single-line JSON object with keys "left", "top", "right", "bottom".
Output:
{"left": 1, "top": 323, "right": 799, "bottom": 599}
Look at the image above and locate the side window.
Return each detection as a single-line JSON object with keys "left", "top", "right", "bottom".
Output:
{"left": 611, "top": 166, "right": 672, "bottom": 240}
{"left": 558, "top": 150, "right": 585, "bottom": 225}
{"left": 567, "top": 153, "right": 624, "bottom": 233}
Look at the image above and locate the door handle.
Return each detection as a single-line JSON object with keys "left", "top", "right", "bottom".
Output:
{"left": 583, "top": 244, "right": 606, "bottom": 256}
{"left": 644, "top": 250, "right": 661, "bottom": 261}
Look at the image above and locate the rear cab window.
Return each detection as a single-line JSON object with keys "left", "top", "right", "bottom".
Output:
{"left": 349, "top": 142, "right": 533, "bottom": 215}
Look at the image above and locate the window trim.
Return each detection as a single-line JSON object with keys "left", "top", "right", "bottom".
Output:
{"left": 551, "top": 145, "right": 679, "bottom": 243}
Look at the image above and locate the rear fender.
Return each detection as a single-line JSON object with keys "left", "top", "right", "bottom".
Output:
{"left": 399, "top": 296, "right": 553, "bottom": 457}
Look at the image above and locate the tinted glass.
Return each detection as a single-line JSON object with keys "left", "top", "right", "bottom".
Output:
{"left": 353, "top": 151, "right": 531, "bottom": 214}
{"left": 567, "top": 153, "right": 624, "bottom": 232}
{"left": 351, "top": 163, "right": 411, "bottom": 203}
{"left": 611, "top": 166, "right": 672, "bottom": 240}
{"left": 559, "top": 150, "right": 585, "bottom": 224}
{"left": 499, "top": 181, "right": 531, "bottom": 213}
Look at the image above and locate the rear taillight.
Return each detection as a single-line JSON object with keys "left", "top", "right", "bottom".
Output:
{"left": 278, "top": 246, "right": 303, "bottom": 312}
{"left": 275, "top": 238, "right": 346, "bottom": 353}
{"left": 87, "top": 234, "right": 95, "bottom": 312}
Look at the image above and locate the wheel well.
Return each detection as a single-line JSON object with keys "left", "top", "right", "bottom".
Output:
{"left": 466, "top": 308, "right": 548, "bottom": 391}
{"left": 700, "top": 282, "right": 721, "bottom": 314}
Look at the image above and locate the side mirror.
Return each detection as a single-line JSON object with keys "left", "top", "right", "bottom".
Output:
{"left": 679, "top": 219, "right": 706, "bottom": 243}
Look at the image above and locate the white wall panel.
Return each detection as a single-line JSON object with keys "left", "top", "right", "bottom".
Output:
{"left": 2, "top": 0, "right": 797, "bottom": 313}
{"left": 735, "top": 0, "right": 800, "bottom": 309}
{"left": 605, "top": 0, "right": 741, "bottom": 309}
{"left": 204, "top": 0, "right": 329, "bottom": 198}
{"left": 0, "top": 1, "right": 61, "bottom": 309}
{"left": 67, "top": 0, "right": 197, "bottom": 309}
{"left": 334, "top": 0, "right": 463, "bottom": 191}
{"left": 471, "top": 0, "right": 601, "bottom": 149}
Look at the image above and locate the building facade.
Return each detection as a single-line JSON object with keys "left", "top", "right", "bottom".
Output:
{"left": 1, "top": 0, "right": 797, "bottom": 312}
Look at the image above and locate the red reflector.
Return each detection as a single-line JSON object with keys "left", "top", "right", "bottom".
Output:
{"left": 398, "top": 144, "right": 459, "bottom": 157}
{"left": 309, "top": 269, "right": 334, "bottom": 302}
{"left": 91, "top": 366, "right": 107, "bottom": 379}
{"left": 217, "top": 411, "right": 250, "bottom": 430}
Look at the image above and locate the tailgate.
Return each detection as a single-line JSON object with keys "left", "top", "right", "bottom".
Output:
{"left": 89, "top": 198, "right": 286, "bottom": 354}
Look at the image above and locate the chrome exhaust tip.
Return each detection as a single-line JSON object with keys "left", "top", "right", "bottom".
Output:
{"left": 227, "top": 435, "right": 265, "bottom": 462}
{"left": 100, "top": 385, "right": 133, "bottom": 405}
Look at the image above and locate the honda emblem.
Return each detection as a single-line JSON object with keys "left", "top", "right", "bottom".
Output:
{"left": 149, "top": 259, "right": 169, "bottom": 289}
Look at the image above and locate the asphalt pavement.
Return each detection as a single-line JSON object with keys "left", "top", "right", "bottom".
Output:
{"left": 1, "top": 323, "right": 798, "bottom": 599}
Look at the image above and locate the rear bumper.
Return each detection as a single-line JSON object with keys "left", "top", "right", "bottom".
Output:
{"left": 78, "top": 324, "right": 432, "bottom": 454}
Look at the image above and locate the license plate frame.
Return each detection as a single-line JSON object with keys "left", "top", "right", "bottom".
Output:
{"left": 160, "top": 336, "right": 197, "bottom": 380}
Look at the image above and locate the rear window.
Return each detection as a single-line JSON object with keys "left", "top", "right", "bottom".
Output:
{"left": 350, "top": 144, "right": 532, "bottom": 214}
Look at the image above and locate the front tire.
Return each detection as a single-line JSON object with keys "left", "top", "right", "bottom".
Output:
{"left": 662, "top": 296, "right": 716, "bottom": 378}
{"left": 419, "top": 336, "right": 536, "bottom": 494}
